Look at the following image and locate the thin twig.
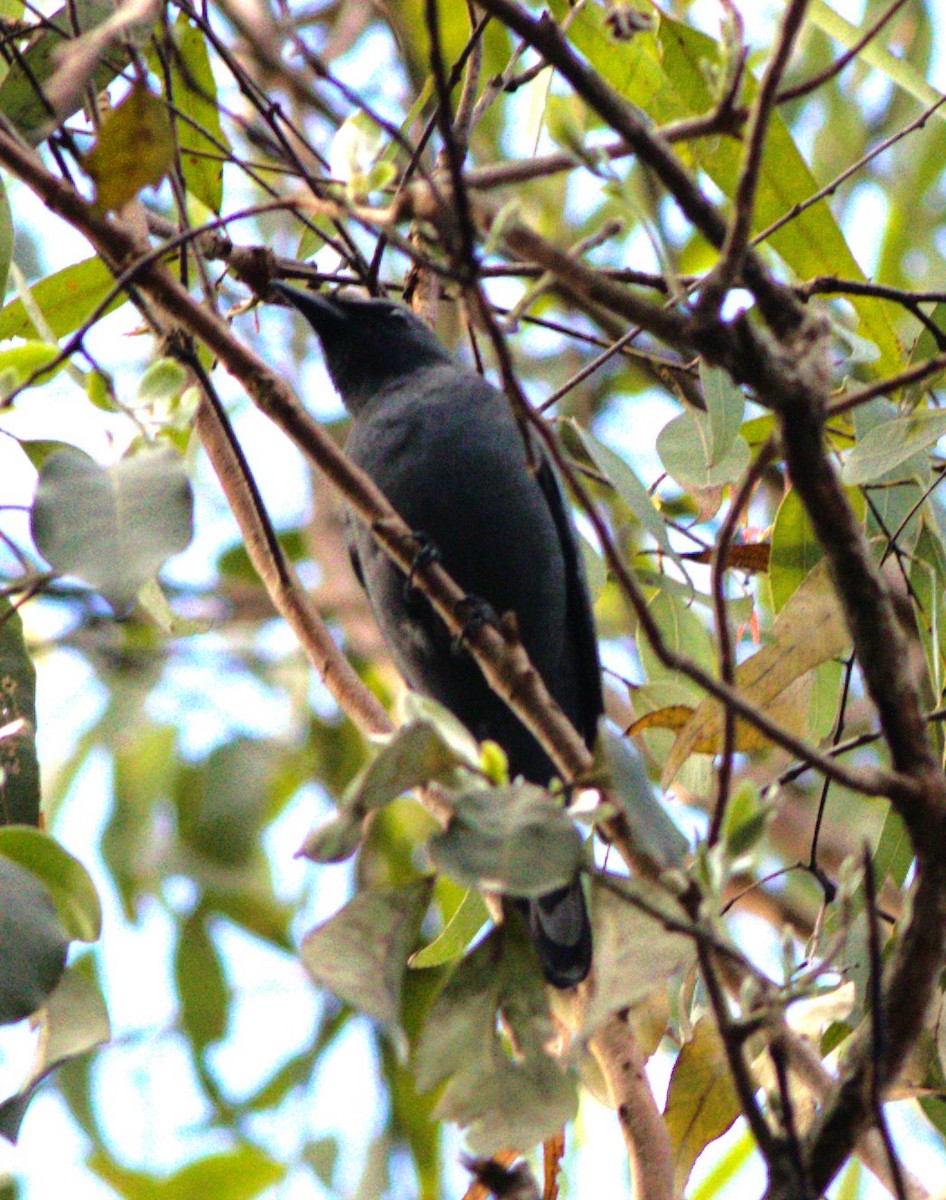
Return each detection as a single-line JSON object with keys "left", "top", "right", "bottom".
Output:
{"left": 829, "top": 352, "right": 946, "bottom": 416}
{"left": 776, "top": 0, "right": 911, "bottom": 106}
{"left": 701, "top": 0, "right": 810, "bottom": 309}
{"left": 751, "top": 94, "right": 946, "bottom": 251}
{"left": 862, "top": 847, "right": 909, "bottom": 1200}
{"left": 708, "top": 438, "right": 778, "bottom": 846}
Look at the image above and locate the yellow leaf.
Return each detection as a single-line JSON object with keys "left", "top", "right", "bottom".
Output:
{"left": 83, "top": 85, "right": 173, "bottom": 213}
{"left": 661, "top": 561, "right": 850, "bottom": 789}
{"left": 664, "top": 1017, "right": 740, "bottom": 1194}
{"left": 627, "top": 704, "right": 694, "bottom": 737}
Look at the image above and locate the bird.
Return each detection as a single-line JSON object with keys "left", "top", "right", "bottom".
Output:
{"left": 274, "top": 282, "right": 602, "bottom": 987}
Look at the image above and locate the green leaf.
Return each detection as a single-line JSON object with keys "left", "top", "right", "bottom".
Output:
{"left": 106, "top": 725, "right": 177, "bottom": 919}
{"left": 0, "top": 342, "right": 63, "bottom": 400}
{"left": 300, "top": 880, "right": 433, "bottom": 1035}
{"left": 567, "top": 418, "right": 676, "bottom": 558}
{"left": 428, "top": 784, "right": 582, "bottom": 897}
{"left": 688, "top": 1126, "right": 755, "bottom": 1200}
{"left": 218, "top": 530, "right": 306, "bottom": 582}
{"left": 85, "top": 368, "right": 117, "bottom": 411}
{"left": 0, "top": 173, "right": 12, "bottom": 299}
{"left": 581, "top": 876, "right": 693, "bottom": 1035}
{"left": 30, "top": 445, "right": 194, "bottom": 611}
{"left": 414, "top": 919, "right": 577, "bottom": 1154}
{"left": 657, "top": 409, "right": 750, "bottom": 490}
{"left": 842, "top": 408, "right": 946, "bottom": 486}
{"left": 701, "top": 362, "right": 745, "bottom": 462}
{"left": 807, "top": 0, "right": 946, "bottom": 114}
{"left": 873, "top": 807, "right": 912, "bottom": 890}
{"left": 175, "top": 738, "right": 279, "bottom": 868}
{"left": 553, "top": 1, "right": 901, "bottom": 376}
{"left": 15, "top": 438, "right": 85, "bottom": 472}
{"left": 175, "top": 909, "right": 229, "bottom": 1053}
{"left": 379, "top": 967, "right": 444, "bottom": 1200}
{"left": 597, "top": 725, "right": 689, "bottom": 870}
{"left": 89, "top": 1144, "right": 285, "bottom": 1200}
{"left": 243, "top": 1007, "right": 349, "bottom": 1114}
{"left": 0, "top": 0, "right": 135, "bottom": 142}
{"left": 905, "top": 304, "right": 946, "bottom": 408}
{"left": 346, "top": 720, "right": 474, "bottom": 815}
{"left": 400, "top": 694, "right": 482, "bottom": 766}
{"left": 854, "top": 406, "right": 927, "bottom": 558}
{"left": 769, "top": 487, "right": 822, "bottom": 612}
{"left": 638, "top": 587, "right": 716, "bottom": 683}
{"left": 410, "top": 887, "right": 489, "bottom": 969}
{"left": 169, "top": 15, "right": 230, "bottom": 213}
{"left": 664, "top": 1017, "right": 741, "bottom": 1194}
{"left": 302, "top": 1138, "right": 339, "bottom": 1188}
{"left": 136, "top": 578, "right": 208, "bottom": 637}
{"left": 0, "top": 854, "right": 69, "bottom": 1024}
{"left": 720, "top": 782, "right": 769, "bottom": 864}
{"left": 0, "top": 827, "right": 100, "bottom": 941}
{"left": 0, "top": 258, "right": 123, "bottom": 342}
{"left": 83, "top": 85, "right": 175, "bottom": 213}
{"left": 299, "top": 811, "right": 363, "bottom": 864}
{"left": 0, "top": 960, "right": 110, "bottom": 1142}
{"left": 136, "top": 357, "right": 188, "bottom": 406}
{"left": 662, "top": 561, "right": 850, "bottom": 788}
{"left": 0, "top": 598, "right": 40, "bottom": 827}
{"left": 330, "top": 111, "right": 390, "bottom": 199}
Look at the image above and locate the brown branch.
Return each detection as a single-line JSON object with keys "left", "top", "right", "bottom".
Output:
{"left": 863, "top": 847, "right": 910, "bottom": 1200}
{"left": 696, "top": 940, "right": 777, "bottom": 1160}
{"left": 456, "top": 253, "right": 913, "bottom": 806}
{"left": 0, "top": 123, "right": 599, "bottom": 793}
{"left": 799, "top": 277, "right": 946, "bottom": 305}
{"left": 451, "top": 11, "right": 946, "bottom": 1186}
{"left": 175, "top": 350, "right": 391, "bottom": 738}
{"left": 470, "top": 0, "right": 809, "bottom": 340}
{"left": 764, "top": 346, "right": 946, "bottom": 1198}
{"left": 425, "top": 0, "right": 477, "bottom": 273}
{"left": 702, "top": 0, "right": 810, "bottom": 308}
{"left": 588, "top": 1013, "right": 674, "bottom": 1200}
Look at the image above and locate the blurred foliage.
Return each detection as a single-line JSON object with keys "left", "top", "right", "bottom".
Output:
{"left": 0, "top": 0, "right": 945, "bottom": 1198}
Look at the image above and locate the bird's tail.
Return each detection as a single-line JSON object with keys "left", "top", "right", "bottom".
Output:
{"left": 526, "top": 881, "right": 592, "bottom": 989}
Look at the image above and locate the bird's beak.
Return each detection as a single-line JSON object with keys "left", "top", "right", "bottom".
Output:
{"left": 272, "top": 282, "right": 349, "bottom": 335}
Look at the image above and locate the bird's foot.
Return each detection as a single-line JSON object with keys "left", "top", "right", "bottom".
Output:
{"left": 403, "top": 531, "right": 441, "bottom": 605}
{"left": 452, "top": 594, "right": 499, "bottom": 655}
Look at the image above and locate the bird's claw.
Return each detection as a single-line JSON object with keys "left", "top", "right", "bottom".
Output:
{"left": 452, "top": 595, "right": 498, "bottom": 654}
{"left": 403, "top": 531, "right": 441, "bottom": 604}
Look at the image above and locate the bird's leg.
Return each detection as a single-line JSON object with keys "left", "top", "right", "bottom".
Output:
{"left": 403, "top": 531, "right": 441, "bottom": 606}
{"left": 451, "top": 594, "right": 500, "bottom": 655}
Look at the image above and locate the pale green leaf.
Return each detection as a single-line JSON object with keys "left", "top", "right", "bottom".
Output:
{"left": 0, "top": 827, "right": 100, "bottom": 941}
{"left": 300, "top": 880, "right": 432, "bottom": 1033}
{"left": 657, "top": 410, "right": 750, "bottom": 489}
{"left": 409, "top": 887, "right": 489, "bottom": 969}
{"left": 0, "top": 854, "right": 68, "bottom": 1024}
{"left": 842, "top": 409, "right": 946, "bottom": 485}
{"left": 427, "top": 784, "right": 582, "bottom": 898}
{"left": 30, "top": 446, "right": 194, "bottom": 611}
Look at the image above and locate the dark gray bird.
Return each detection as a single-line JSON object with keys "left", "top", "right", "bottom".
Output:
{"left": 275, "top": 283, "right": 601, "bottom": 987}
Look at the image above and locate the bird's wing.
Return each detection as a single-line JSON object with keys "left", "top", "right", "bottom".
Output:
{"left": 535, "top": 455, "right": 603, "bottom": 751}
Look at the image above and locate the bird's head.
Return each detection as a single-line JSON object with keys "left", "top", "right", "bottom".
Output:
{"left": 273, "top": 283, "right": 454, "bottom": 413}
